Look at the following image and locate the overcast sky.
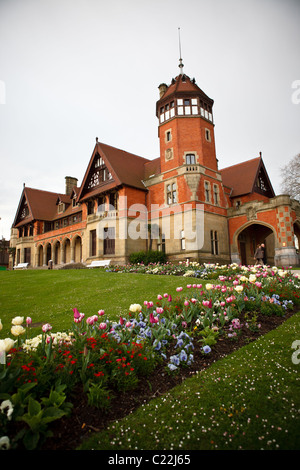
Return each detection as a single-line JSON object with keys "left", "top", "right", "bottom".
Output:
{"left": 0, "top": 0, "right": 299, "bottom": 240}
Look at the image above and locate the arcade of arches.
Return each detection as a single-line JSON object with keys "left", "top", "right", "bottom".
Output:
{"left": 36, "top": 237, "right": 82, "bottom": 267}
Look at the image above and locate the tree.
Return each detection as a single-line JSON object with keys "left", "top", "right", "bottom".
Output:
{"left": 280, "top": 153, "right": 300, "bottom": 201}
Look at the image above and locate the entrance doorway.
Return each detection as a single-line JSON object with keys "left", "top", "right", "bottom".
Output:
{"left": 237, "top": 223, "right": 275, "bottom": 266}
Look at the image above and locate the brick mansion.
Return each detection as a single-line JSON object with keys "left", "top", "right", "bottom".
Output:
{"left": 9, "top": 62, "right": 300, "bottom": 269}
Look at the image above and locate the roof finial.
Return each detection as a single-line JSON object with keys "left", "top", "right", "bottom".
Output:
{"left": 178, "top": 27, "right": 184, "bottom": 74}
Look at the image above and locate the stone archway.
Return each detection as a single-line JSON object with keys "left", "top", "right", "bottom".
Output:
{"left": 63, "top": 238, "right": 71, "bottom": 264}
{"left": 37, "top": 244, "right": 43, "bottom": 267}
{"left": 73, "top": 236, "right": 82, "bottom": 263}
{"left": 53, "top": 240, "right": 61, "bottom": 265}
{"left": 45, "top": 243, "right": 52, "bottom": 266}
{"left": 232, "top": 221, "right": 277, "bottom": 266}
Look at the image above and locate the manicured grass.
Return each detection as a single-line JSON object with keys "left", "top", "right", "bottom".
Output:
{"left": 80, "top": 312, "right": 300, "bottom": 450}
{"left": 0, "top": 269, "right": 191, "bottom": 337}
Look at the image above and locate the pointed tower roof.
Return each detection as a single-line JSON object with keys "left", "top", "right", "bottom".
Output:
{"left": 157, "top": 73, "right": 213, "bottom": 109}
{"left": 159, "top": 73, "right": 213, "bottom": 102}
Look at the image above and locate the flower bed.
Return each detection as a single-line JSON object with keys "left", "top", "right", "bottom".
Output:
{"left": 0, "top": 264, "right": 299, "bottom": 450}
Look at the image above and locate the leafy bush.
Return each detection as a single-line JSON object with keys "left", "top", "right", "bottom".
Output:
{"left": 129, "top": 250, "right": 167, "bottom": 265}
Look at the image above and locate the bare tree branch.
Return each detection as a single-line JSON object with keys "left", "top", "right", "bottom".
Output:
{"left": 280, "top": 153, "right": 300, "bottom": 201}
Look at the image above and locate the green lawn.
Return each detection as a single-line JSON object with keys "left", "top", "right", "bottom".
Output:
{"left": 0, "top": 269, "right": 191, "bottom": 337}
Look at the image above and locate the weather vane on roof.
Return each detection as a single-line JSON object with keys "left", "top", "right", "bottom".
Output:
{"left": 178, "top": 27, "right": 184, "bottom": 74}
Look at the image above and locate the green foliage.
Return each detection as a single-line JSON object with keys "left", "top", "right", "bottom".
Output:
{"left": 129, "top": 250, "right": 167, "bottom": 265}
{"left": 87, "top": 381, "right": 113, "bottom": 411}
{"left": 260, "top": 301, "right": 285, "bottom": 316}
{"left": 16, "top": 384, "right": 72, "bottom": 450}
{"left": 196, "top": 326, "right": 219, "bottom": 347}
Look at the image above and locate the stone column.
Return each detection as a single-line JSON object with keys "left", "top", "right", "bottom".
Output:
{"left": 274, "top": 246, "right": 299, "bottom": 266}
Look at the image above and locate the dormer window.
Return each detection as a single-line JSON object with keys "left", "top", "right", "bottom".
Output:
{"left": 58, "top": 202, "right": 65, "bottom": 213}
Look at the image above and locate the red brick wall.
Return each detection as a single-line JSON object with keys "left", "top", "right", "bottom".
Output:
{"left": 159, "top": 116, "right": 218, "bottom": 173}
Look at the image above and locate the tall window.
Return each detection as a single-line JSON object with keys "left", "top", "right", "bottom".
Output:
{"left": 104, "top": 227, "right": 115, "bottom": 254}
{"left": 167, "top": 182, "right": 177, "bottom": 205}
{"left": 210, "top": 230, "right": 219, "bottom": 255}
{"left": 157, "top": 233, "right": 166, "bottom": 253}
{"left": 205, "top": 129, "right": 211, "bottom": 142}
{"left": 87, "top": 200, "right": 95, "bottom": 215}
{"left": 213, "top": 184, "right": 219, "bottom": 205}
{"left": 98, "top": 195, "right": 106, "bottom": 211}
{"left": 109, "top": 192, "right": 118, "bottom": 211}
{"left": 90, "top": 230, "right": 96, "bottom": 257}
{"left": 180, "top": 230, "right": 186, "bottom": 250}
{"left": 24, "top": 247, "right": 31, "bottom": 265}
{"left": 204, "top": 181, "right": 210, "bottom": 202}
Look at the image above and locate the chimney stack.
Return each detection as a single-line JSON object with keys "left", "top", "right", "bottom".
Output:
{"left": 158, "top": 83, "right": 167, "bottom": 98}
{"left": 65, "top": 176, "right": 78, "bottom": 195}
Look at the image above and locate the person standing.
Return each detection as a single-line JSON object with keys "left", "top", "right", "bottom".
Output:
{"left": 254, "top": 244, "right": 264, "bottom": 265}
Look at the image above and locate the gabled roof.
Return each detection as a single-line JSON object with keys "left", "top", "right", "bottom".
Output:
{"left": 77, "top": 141, "right": 151, "bottom": 201}
{"left": 220, "top": 157, "right": 275, "bottom": 198}
{"left": 13, "top": 186, "right": 81, "bottom": 228}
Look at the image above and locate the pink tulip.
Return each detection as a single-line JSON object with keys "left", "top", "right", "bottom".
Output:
{"left": 184, "top": 300, "right": 189, "bottom": 306}
{"left": 87, "top": 315, "right": 98, "bottom": 325}
{"left": 42, "top": 323, "right": 52, "bottom": 333}
{"left": 157, "top": 295, "right": 163, "bottom": 300}
{"left": 168, "top": 295, "right": 172, "bottom": 302}
{"left": 98, "top": 309, "right": 105, "bottom": 316}
{"left": 99, "top": 322, "right": 107, "bottom": 329}
{"left": 176, "top": 287, "right": 183, "bottom": 292}
{"left": 149, "top": 313, "right": 159, "bottom": 324}
{"left": 26, "top": 317, "right": 32, "bottom": 325}
{"left": 119, "top": 316, "right": 125, "bottom": 325}
{"left": 156, "top": 307, "right": 164, "bottom": 314}
{"left": 73, "top": 308, "right": 80, "bottom": 319}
